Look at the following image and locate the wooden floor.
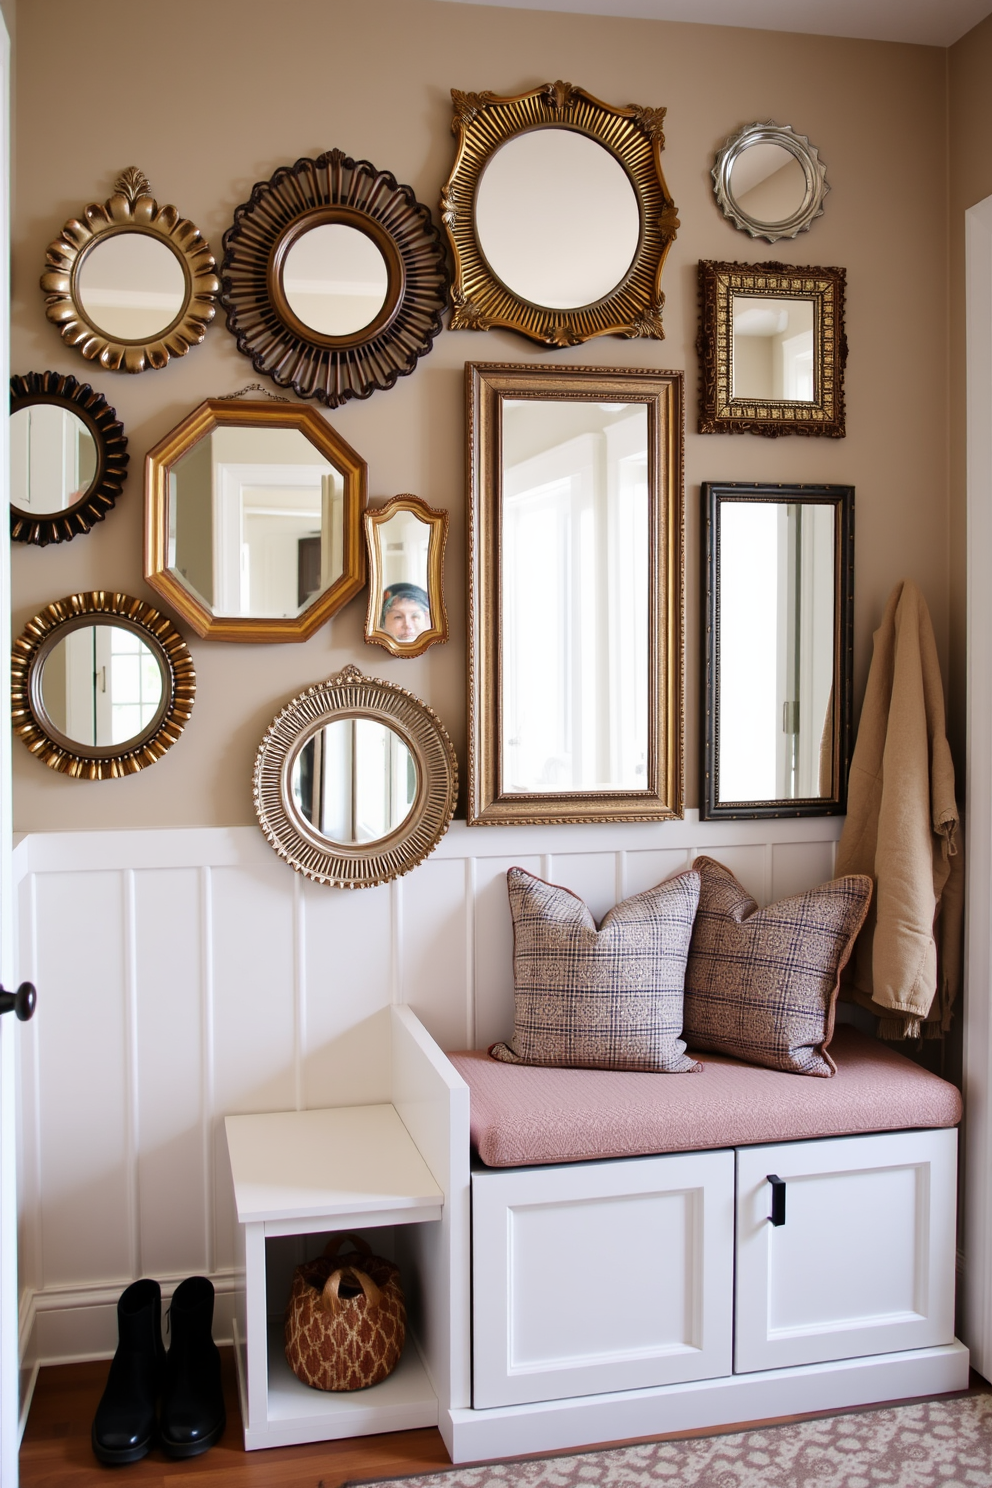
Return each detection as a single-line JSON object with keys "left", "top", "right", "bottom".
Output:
{"left": 19, "top": 1349, "right": 991, "bottom": 1488}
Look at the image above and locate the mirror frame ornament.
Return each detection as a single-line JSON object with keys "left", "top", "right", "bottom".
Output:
{"left": 144, "top": 398, "right": 368, "bottom": 643}
{"left": 10, "top": 371, "right": 129, "bottom": 546}
{"left": 442, "top": 82, "right": 680, "bottom": 348}
{"left": 220, "top": 149, "right": 448, "bottom": 407}
{"left": 11, "top": 591, "right": 196, "bottom": 780}
{"left": 364, "top": 494, "right": 449, "bottom": 658}
{"left": 697, "top": 260, "right": 846, "bottom": 438}
{"left": 253, "top": 664, "right": 458, "bottom": 889}
{"left": 40, "top": 167, "right": 218, "bottom": 374}
{"left": 701, "top": 481, "right": 854, "bottom": 821}
{"left": 712, "top": 121, "right": 829, "bottom": 243}
{"left": 468, "top": 363, "right": 684, "bottom": 825}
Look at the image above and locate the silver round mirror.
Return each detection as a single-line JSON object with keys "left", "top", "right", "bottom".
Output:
{"left": 712, "top": 122, "right": 828, "bottom": 242}
{"left": 281, "top": 224, "right": 390, "bottom": 336}
{"left": 290, "top": 717, "right": 417, "bottom": 845}
{"left": 474, "top": 128, "right": 640, "bottom": 308}
{"left": 254, "top": 665, "right": 457, "bottom": 888}
{"left": 75, "top": 231, "right": 188, "bottom": 341}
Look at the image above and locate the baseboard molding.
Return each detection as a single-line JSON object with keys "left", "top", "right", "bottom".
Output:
{"left": 443, "top": 1341, "right": 971, "bottom": 1463}
{"left": 18, "top": 1269, "right": 241, "bottom": 1435}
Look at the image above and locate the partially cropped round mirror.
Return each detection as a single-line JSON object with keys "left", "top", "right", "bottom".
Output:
{"left": 364, "top": 494, "right": 448, "bottom": 657}
{"left": 712, "top": 122, "right": 828, "bottom": 242}
{"left": 281, "top": 224, "right": 391, "bottom": 336}
{"left": 145, "top": 399, "right": 367, "bottom": 642}
{"left": 475, "top": 130, "right": 640, "bottom": 308}
{"left": 10, "top": 372, "right": 129, "bottom": 545}
{"left": 254, "top": 665, "right": 458, "bottom": 888}
{"left": 12, "top": 592, "right": 195, "bottom": 779}
{"left": 41, "top": 168, "right": 218, "bottom": 373}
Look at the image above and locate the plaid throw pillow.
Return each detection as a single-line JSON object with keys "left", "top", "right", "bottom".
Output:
{"left": 490, "top": 867, "right": 702, "bottom": 1073}
{"left": 683, "top": 857, "right": 873, "bottom": 1077}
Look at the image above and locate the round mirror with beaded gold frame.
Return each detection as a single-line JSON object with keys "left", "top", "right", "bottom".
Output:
{"left": 254, "top": 665, "right": 458, "bottom": 889}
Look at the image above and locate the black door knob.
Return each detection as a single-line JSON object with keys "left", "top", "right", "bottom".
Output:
{"left": 0, "top": 982, "right": 36, "bottom": 1022}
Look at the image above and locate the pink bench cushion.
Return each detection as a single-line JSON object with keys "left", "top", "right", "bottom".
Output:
{"left": 446, "top": 1026, "right": 962, "bottom": 1168}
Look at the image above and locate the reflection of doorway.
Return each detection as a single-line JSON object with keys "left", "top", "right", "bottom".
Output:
{"left": 298, "top": 534, "right": 322, "bottom": 609}
{"left": 212, "top": 463, "right": 342, "bottom": 617}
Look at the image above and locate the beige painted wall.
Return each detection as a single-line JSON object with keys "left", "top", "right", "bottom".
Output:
{"left": 10, "top": 0, "right": 950, "bottom": 832}
{"left": 949, "top": 13, "right": 992, "bottom": 776}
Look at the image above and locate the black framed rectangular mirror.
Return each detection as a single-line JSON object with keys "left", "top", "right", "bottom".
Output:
{"left": 702, "top": 481, "right": 854, "bottom": 820}
{"left": 468, "top": 363, "right": 684, "bottom": 825}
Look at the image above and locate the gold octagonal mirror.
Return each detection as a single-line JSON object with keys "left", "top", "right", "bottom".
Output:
{"left": 145, "top": 399, "right": 367, "bottom": 642}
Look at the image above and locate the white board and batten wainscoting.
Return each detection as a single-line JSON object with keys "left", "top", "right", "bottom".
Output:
{"left": 12, "top": 811, "right": 968, "bottom": 1457}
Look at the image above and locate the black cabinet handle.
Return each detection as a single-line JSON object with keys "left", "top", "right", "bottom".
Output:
{"left": 767, "top": 1174, "right": 786, "bottom": 1226}
{"left": 0, "top": 982, "right": 36, "bottom": 1022}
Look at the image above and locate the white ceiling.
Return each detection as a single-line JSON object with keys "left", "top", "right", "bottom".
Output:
{"left": 439, "top": 0, "right": 992, "bottom": 48}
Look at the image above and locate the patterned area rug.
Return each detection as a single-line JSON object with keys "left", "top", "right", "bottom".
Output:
{"left": 348, "top": 1394, "right": 992, "bottom": 1487}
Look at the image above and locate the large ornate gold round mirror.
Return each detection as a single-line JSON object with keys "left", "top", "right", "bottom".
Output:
{"left": 442, "top": 82, "right": 679, "bottom": 347}
{"left": 40, "top": 168, "right": 218, "bottom": 373}
{"left": 145, "top": 398, "right": 367, "bottom": 642}
{"left": 254, "top": 665, "right": 458, "bottom": 888}
{"left": 10, "top": 372, "right": 129, "bottom": 545}
{"left": 12, "top": 592, "right": 196, "bottom": 779}
{"left": 221, "top": 150, "right": 448, "bottom": 407}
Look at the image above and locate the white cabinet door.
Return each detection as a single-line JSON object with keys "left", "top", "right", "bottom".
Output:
{"left": 735, "top": 1129, "right": 957, "bottom": 1374}
{"left": 472, "top": 1149, "right": 734, "bottom": 1408}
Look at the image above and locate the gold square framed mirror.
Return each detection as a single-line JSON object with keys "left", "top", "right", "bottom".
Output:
{"left": 701, "top": 481, "right": 854, "bottom": 819}
{"left": 697, "top": 260, "right": 846, "bottom": 437}
{"left": 468, "top": 363, "right": 684, "bottom": 825}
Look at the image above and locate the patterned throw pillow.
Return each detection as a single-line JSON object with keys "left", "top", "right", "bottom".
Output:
{"left": 683, "top": 856, "right": 873, "bottom": 1077}
{"left": 490, "top": 867, "right": 702, "bottom": 1073}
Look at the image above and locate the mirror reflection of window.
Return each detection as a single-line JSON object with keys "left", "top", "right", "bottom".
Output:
{"left": 717, "top": 501, "right": 835, "bottom": 803}
{"left": 10, "top": 405, "right": 97, "bottom": 514}
{"left": 39, "top": 624, "right": 164, "bottom": 748}
{"left": 732, "top": 296, "right": 815, "bottom": 402}
{"left": 168, "top": 427, "right": 345, "bottom": 619}
{"left": 292, "top": 719, "right": 416, "bottom": 845}
{"left": 729, "top": 143, "right": 807, "bottom": 225}
{"left": 500, "top": 400, "right": 648, "bottom": 793}
{"left": 75, "top": 232, "right": 187, "bottom": 341}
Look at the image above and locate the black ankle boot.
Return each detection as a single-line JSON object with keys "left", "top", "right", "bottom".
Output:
{"left": 91, "top": 1278, "right": 165, "bottom": 1465}
{"left": 160, "top": 1276, "right": 226, "bottom": 1458}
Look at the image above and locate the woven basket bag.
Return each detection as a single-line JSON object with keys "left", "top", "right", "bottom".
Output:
{"left": 284, "top": 1232, "right": 406, "bottom": 1392}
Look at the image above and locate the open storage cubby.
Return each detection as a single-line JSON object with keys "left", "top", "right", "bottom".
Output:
{"left": 225, "top": 1103, "right": 444, "bottom": 1450}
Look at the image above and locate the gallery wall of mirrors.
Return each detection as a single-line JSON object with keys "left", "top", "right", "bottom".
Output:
{"left": 13, "top": 94, "right": 855, "bottom": 877}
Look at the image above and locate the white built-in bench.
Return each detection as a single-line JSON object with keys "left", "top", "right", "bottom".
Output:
{"left": 226, "top": 1008, "right": 968, "bottom": 1465}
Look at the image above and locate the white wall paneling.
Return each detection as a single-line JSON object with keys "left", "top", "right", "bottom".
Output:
{"left": 13, "top": 813, "right": 841, "bottom": 1370}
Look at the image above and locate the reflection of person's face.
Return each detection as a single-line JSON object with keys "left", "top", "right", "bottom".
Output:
{"left": 383, "top": 598, "right": 429, "bottom": 642}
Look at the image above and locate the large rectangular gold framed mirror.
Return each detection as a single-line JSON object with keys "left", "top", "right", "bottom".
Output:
{"left": 697, "top": 260, "right": 846, "bottom": 437}
{"left": 702, "top": 481, "right": 854, "bottom": 820}
{"left": 468, "top": 364, "right": 684, "bottom": 825}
